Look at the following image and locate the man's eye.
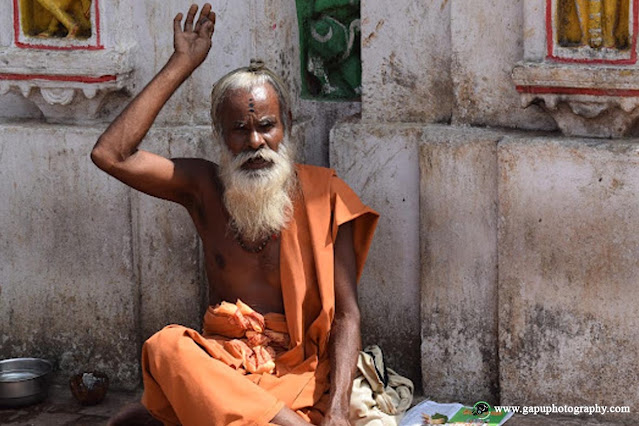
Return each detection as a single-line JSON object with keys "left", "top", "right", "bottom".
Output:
{"left": 260, "top": 122, "right": 274, "bottom": 129}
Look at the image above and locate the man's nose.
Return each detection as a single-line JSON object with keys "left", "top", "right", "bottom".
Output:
{"left": 247, "top": 130, "right": 265, "bottom": 150}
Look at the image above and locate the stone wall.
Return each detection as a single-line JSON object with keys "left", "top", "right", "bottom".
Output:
{"left": 0, "top": 125, "right": 141, "bottom": 387}
{"left": 333, "top": 125, "right": 639, "bottom": 423}
{"left": 331, "top": 0, "right": 639, "bottom": 422}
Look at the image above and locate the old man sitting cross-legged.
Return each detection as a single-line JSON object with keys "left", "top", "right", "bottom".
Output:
{"left": 92, "top": 4, "right": 378, "bottom": 425}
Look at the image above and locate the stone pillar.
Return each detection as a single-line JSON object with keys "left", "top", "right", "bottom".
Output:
{"left": 419, "top": 128, "right": 500, "bottom": 404}
{"left": 332, "top": 0, "right": 456, "bottom": 389}
{"left": 361, "top": 0, "right": 453, "bottom": 123}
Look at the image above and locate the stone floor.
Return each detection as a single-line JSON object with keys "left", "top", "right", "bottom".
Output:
{"left": 0, "top": 388, "right": 629, "bottom": 425}
{"left": 0, "top": 384, "right": 141, "bottom": 426}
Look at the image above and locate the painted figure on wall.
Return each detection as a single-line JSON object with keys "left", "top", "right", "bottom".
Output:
{"left": 558, "top": 0, "right": 630, "bottom": 49}
{"left": 19, "top": 0, "right": 92, "bottom": 39}
{"left": 295, "top": 0, "right": 361, "bottom": 100}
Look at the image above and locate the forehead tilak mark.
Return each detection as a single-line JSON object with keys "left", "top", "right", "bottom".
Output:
{"left": 248, "top": 97, "right": 255, "bottom": 112}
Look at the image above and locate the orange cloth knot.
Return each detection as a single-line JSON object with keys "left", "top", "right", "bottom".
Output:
{"left": 203, "top": 299, "right": 290, "bottom": 375}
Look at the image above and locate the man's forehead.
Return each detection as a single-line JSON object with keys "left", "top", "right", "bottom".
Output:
{"left": 249, "top": 85, "right": 269, "bottom": 102}
{"left": 221, "top": 84, "right": 281, "bottom": 115}
{"left": 225, "top": 84, "right": 277, "bottom": 104}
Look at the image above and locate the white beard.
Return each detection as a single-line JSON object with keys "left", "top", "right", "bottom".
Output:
{"left": 218, "top": 139, "right": 296, "bottom": 242}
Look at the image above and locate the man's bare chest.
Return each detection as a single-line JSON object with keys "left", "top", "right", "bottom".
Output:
{"left": 187, "top": 196, "right": 284, "bottom": 312}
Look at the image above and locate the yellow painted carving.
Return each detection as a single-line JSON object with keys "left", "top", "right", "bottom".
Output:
{"left": 19, "top": 0, "right": 92, "bottom": 39}
{"left": 558, "top": 0, "right": 630, "bottom": 49}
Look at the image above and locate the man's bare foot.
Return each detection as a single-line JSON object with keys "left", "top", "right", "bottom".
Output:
{"left": 107, "top": 402, "right": 162, "bottom": 426}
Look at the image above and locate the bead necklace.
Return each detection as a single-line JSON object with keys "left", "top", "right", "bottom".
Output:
{"left": 229, "top": 220, "right": 278, "bottom": 253}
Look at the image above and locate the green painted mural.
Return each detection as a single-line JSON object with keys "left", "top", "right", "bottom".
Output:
{"left": 295, "top": 0, "right": 361, "bottom": 100}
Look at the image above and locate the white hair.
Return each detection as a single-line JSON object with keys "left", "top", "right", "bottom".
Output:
{"left": 218, "top": 138, "right": 297, "bottom": 242}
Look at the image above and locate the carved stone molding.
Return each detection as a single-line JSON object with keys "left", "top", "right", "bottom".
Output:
{"left": 0, "top": 46, "right": 134, "bottom": 122}
{"left": 40, "top": 88, "right": 76, "bottom": 105}
{"left": 513, "top": 62, "right": 639, "bottom": 137}
{"left": 515, "top": 0, "right": 639, "bottom": 138}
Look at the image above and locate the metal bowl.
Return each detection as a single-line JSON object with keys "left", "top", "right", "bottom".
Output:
{"left": 0, "top": 358, "right": 52, "bottom": 408}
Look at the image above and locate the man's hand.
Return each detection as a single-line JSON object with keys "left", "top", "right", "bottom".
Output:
{"left": 172, "top": 3, "right": 216, "bottom": 72}
{"left": 91, "top": 4, "right": 217, "bottom": 205}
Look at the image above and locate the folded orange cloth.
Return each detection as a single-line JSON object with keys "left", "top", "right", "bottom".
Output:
{"left": 202, "top": 299, "right": 264, "bottom": 338}
{"left": 203, "top": 299, "right": 287, "bottom": 375}
{"left": 141, "top": 165, "right": 379, "bottom": 426}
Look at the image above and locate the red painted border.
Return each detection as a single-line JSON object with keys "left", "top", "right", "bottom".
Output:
{"left": 0, "top": 73, "right": 116, "bottom": 83}
{"left": 546, "top": 0, "right": 639, "bottom": 64}
{"left": 517, "top": 84, "right": 639, "bottom": 97}
{"left": 13, "top": 0, "right": 104, "bottom": 50}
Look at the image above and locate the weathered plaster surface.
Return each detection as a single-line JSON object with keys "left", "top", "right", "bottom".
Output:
{"left": 251, "top": 0, "right": 302, "bottom": 111}
{"left": 303, "top": 101, "right": 361, "bottom": 166}
{"left": 334, "top": 120, "right": 639, "bottom": 413}
{"left": 0, "top": 125, "right": 139, "bottom": 389}
{"left": 0, "top": 92, "right": 42, "bottom": 120}
{"left": 420, "top": 128, "right": 501, "bottom": 404}
{"left": 361, "top": 0, "right": 453, "bottom": 123}
{"left": 331, "top": 120, "right": 425, "bottom": 389}
{"left": 450, "top": 0, "right": 556, "bottom": 130}
{"left": 129, "top": 1, "right": 251, "bottom": 127}
{"left": 498, "top": 137, "right": 639, "bottom": 421}
{"left": 0, "top": 125, "right": 222, "bottom": 389}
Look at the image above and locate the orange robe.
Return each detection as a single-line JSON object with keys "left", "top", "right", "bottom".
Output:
{"left": 141, "top": 164, "right": 379, "bottom": 425}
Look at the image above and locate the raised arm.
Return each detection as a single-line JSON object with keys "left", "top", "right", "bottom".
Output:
{"left": 91, "top": 4, "right": 216, "bottom": 205}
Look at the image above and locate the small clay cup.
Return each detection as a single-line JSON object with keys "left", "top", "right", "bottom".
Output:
{"left": 69, "top": 371, "right": 109, "bottom": 405}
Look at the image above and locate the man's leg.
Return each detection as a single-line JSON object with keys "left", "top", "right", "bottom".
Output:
{"left": 142, "top": 325, "right": 296, "bottom": 426}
